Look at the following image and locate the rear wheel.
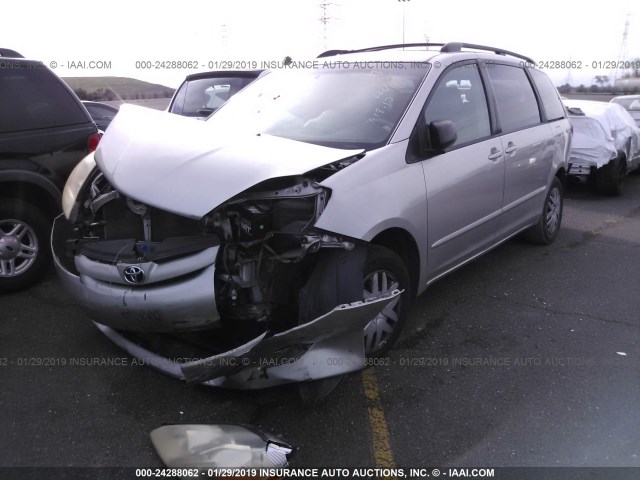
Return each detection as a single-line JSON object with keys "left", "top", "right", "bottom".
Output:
{"left": 596, "top": 156, "right": 626, "bottom": 196}
{"left": 522, "top": 177, "right": 563, "bottom": 245}
{"left": 0, "top": 200, "right": 51, "bottom": 292}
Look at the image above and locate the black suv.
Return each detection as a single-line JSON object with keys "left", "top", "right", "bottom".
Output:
{"left": 0, "top": 48, "right": 100, "bottom": 292}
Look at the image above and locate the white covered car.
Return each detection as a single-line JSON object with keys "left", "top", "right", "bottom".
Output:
{"left": 610, "top": 95, "right": 640, "bottom": 128}
{"left": 565, "top": 99, "right": 640, "bottom": 194}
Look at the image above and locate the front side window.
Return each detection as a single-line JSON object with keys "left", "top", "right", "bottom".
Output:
{"left": 206, "top": 65, "right": 428, "bottom": 150}
{"left": 424, "top": 64, "right": 491, "bottom": 147}
{"left": 486, "top": 64, "right": 541, "bottom": 133}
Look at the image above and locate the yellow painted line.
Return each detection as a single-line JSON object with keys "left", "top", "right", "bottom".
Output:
{"left": 362, "top": 367, "right": 397, "bottom": 470}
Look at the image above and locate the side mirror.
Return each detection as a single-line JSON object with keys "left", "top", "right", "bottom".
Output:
{"left": 428, "top": 120, "right": 457, "bottom": 152}
{"left": 150, "top": 424, "right": 295, "bottom": 469}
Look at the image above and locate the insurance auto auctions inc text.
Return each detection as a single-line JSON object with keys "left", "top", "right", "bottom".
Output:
{"left": 235, "top": 468, "right": 495, "bottom": 478}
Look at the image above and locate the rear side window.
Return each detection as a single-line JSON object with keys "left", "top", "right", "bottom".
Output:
{"left": 487, "top": 64, "right": 541, "bottom": 133}
{"left": 529, "top": 69, "right": 565, "bottom": 121}
{"left": 0, "top": 63, "right": 89, "bottom": 133}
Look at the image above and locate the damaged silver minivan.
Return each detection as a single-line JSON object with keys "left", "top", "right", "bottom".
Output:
{"left": 52, "top": 43, "right": 571, "bottom": 393}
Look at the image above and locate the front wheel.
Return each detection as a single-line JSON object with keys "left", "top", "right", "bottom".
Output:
{"left": 298, "top": 245, "right": 410, "bottom": 401}
{"left": 362, "top": 245, "right": 411, "bottom": 357}
{"left": 522, "top": 177, "right": 563, "bottom": 245}
{"left": 0, "top": 200, "right": 51, "bottom": 292}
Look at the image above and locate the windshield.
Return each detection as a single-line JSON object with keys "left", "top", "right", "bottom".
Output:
{"left": 205, "top": 64, "right": 428, "bottom": 149}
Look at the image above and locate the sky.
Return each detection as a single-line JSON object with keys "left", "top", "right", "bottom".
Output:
{"left": 2, "top": 0, "right": 639, "bottom": 88}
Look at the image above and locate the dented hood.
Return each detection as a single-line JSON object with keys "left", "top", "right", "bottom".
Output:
{"left": 96, "top": 105, "right": 363, "bottom": 219}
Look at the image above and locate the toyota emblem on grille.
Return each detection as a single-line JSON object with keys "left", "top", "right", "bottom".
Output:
{"left": 123, "top": 265, "right": 145, "bottom": 284}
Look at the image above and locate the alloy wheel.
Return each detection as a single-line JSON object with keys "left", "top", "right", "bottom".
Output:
{"left": 363, "top": 270, "right": 401, "bottom": 354}
{"left": 0, "top": 219, "right": 38, "bottom": 277}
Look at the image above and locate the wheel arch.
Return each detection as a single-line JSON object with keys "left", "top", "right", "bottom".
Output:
{"left": 554, "top": 166, "right": 567, "bottom": 191}
{"left": 370, "top": 227, "right": 420, "bottom": 299}
{"left": 616, "top": 151, "right": 628, "bottom": 172}
{"left": 0, "top": 173, "right": 62, "bottom": 219}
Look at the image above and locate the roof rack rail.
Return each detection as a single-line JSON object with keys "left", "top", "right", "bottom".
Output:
{"left": 440, "top": 42, "right": 535, "bottom": 64}
{"left": 0, "top": 48, "right": 24, "bottom": 58}
{"left": 317, "top": 43, "right": 446, "bottom": 58}
{"left": 317, "top": 42, "right": 535, "bottom": 65}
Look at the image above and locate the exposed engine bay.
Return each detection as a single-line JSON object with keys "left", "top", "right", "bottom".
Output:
{"left": 61, "top": 167, "right": 360, "bottom": 337}
{"left": 53, "top": 162, "right": 400, "bottom": 390}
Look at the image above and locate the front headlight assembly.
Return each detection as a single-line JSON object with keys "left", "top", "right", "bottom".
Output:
{"left": 62, "top": 152, "right": 97, "bottom": 222}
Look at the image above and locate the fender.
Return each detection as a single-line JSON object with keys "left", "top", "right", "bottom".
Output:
{"left": 0, "top": 170, "right": 62, "bottom": 204}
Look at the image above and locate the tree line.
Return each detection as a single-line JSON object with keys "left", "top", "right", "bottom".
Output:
{"left": 73, "top": 88, "right": 173, "bottom": 101}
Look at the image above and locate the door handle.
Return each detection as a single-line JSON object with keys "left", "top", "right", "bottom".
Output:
{"left": 504, "top": 142, "right": 517, "bottom": 154}
{"left": 488, "top": 148, "right": 503, "bottom": 161}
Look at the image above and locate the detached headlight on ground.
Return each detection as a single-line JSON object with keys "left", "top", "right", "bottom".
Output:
{"left": 62, "top": 152, "right": 96, "bottom": 222}
{"left": 150, "top": 424, "right": 294, "bottom": 468}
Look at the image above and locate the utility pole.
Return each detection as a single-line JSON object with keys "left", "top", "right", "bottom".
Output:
{"left": 319, "top": 2, "right": 337, "bottom": 50}
{"left": 220, "top": 23, "right": 228, "bottom": 51}
{"left": 613, "top": 13, "right": 630, "bottom": 82}
{"left": 398, "top": 0, "right": 410, "bottom": 45}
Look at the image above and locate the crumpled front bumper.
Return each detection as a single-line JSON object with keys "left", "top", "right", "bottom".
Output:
{"left": 51, "top": 216, "right": 221, "bottom": 332}
{"left": 52, "top": 215, "right": 400, "bottom": 388}
{"left": 95, "top": 290, "right": 400, "bottom": 388}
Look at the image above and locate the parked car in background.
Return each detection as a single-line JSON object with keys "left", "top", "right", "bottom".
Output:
{"left": 167, "top": 70, "right": 263, "bottom": 118}
{"left": 564, "top": 99, "right": 640, "bottom": 195}
{"left": 53, "top": 42, "right": 570, "bottom": 397}
{"left": 82, "top": 101, "right": 119, "bottom": 131}
{"left": 610, "top": 94, "right": 640, "bottom": 127}
{"left": 0, "top": 48, "right": 100, "bottom": 292}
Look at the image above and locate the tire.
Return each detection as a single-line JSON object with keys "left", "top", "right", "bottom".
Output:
{"left": 0, "top": 200, "right": 51, "bottom": 292}
{"left": 298, "top": 245, "right": 410, "bottom": 401}
{"left": 362, "top": 245, "right": 411, "bottom": 357}
{"left": 298, "top": 375, "right": 344, "bottom": 403}
{"left": 522, "top": 177, "right": 563, "bottom": 245}
{"left": 596, "top": 156, "right": 626, "bottom": 196}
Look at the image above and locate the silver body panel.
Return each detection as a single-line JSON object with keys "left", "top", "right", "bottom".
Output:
{"left": 95, "top": 292, "right": 399, "bottom": 389}
{"left": 499, "top": 123, "right": 568, "bottom": 235}
{"left": 54, "top": 47, "right": 571, "bottom": 389}
{"left": 181, "top": 291, "right": 399, "bottom": 385}
{"left": 317, "top": 54, "right": 570, "bottom": 292}
{"left": 53, "top": 228, "right": 221, "bottom": 332}
{"left": 97, "top": 104, "right": 363, "bottom": 219}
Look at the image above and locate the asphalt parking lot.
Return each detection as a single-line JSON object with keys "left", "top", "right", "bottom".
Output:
{"left": 1, "top": 175, "right": 640, "bottom": 475}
